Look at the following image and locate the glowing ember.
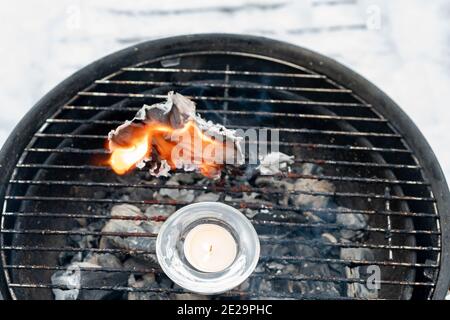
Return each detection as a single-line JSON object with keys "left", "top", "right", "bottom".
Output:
{"left": 107, "top": 92, "right": 243, "bottom": 178}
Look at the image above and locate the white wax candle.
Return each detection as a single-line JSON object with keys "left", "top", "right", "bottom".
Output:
{"left": 183, "top": 223, "right": 237, "bottom": 273}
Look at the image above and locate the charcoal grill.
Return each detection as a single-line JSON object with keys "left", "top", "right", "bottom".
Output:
{"left": 0, "top": 34, "right": 449, "bottom": 300}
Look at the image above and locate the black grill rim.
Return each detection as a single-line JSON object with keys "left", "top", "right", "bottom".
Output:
{"left": 0, "top": 33, "right": 448, "bottom": 300}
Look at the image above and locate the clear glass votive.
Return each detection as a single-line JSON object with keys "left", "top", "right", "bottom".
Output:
{"left": 156, "top": 202, "right": 260, "bottom": 295}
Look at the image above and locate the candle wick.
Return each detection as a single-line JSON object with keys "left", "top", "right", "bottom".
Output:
{"left": 209, "top": 245, "right": 213, "bottom": 253}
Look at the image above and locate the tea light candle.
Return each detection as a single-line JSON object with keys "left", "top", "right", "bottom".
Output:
{"left": 183, "top": 224, "right": 237, "bottom": 273}
{"left": 156, "top": 202, "right": 260, "bottom": 294}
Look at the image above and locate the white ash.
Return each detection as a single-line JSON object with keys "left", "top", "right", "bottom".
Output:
{"left": 293, "top": 178, "right": 335, "bottom": 209}
{"left": 128, "top": 272, "right": 191, "bottom": 301}
{"left": 243, "top": 208, "right": 259, "bottom": 218}
{"left": 345, "top": 267, "right": 378, "bottom": 299}
{"left": 340, "top": 248, "right": 374, "bottom": 261}
{"left": 423, "top": 259, "right": 437, "bottom": 280}
{"left": 157, "top": 177, "right": 196, "bottom": 202}
{"left": 111, "top": 204, "right": 141, "bottom": 219}
{"left": 195, "top": 192, "right": 220, "bottom": 202}
{"left": 266, "top": 262, "right": 291, "bottom": 272}
{"left": 303, "top": 210, "right": 325, "bottom": 223}
{"left": 257, "top": 152, "right": 294, "bottom": 175}
{"left": 255, "top": 176, "right": 294, "bottom": 190}
{"left": 259, "top": 206, "right": 270, "bottom": 215}
{"left": 123, "top": 257, "right": 152, "bottom": 272}
{"left": 245, "top": 191, "right": 259, "bottom": 199}
{"left": 148, "top": 159, "right": 171, "bottom": 177}
{"left": 51, "top": 262, "right": 84, "bottom": 300}
{"left": 252, "top": 162, "right": 374, "bottom": 298}
{"left": 336, "top": 210, "right": 367, "bottom": 240}
{"left": 257, "top": 240, "right": 342, "bottom": 298}
{"left": 68, "top": 228, "right": 97, "bottom": 250}
{"left": 254, "top": 177, "right": 293, "bottom": 206}
{"left": 222, "top": 191, "right": 261, "bottom": 218}
{"left": 223, "top": 190, "right": 274, "bottom": 218}
{"left": 123, "top": 258, "right": 175, "bottom": 299}
{"left": 321, "top": 233, "right": 338, "bottom": 244}
{"left": 136, "top": 158, "right": 150, "bottom": 170}
{"left": 99, "top": 205, "right": 162, "bottom": 264}
{"left": 292, "top": 162, "right": 338, "bottom": 221}
{"left": 224, "top": 192, "right": 270, "bottom": 213}
{"left": 144, "top": 204, "right": 176, "bottom": 219}
{"left": 340, "top": 248, "right": 378, "bottom": 299}
{"left": 237, "top": 279, "right": 251, "bottom": 292}
{"left": 111, "top": 174, "right": 156, "bottom": 202}
{"left": 61, "top": 221, "right": 108, "bottom": 265}
{"left": 226, "top": 191, "right": 260, "bottom": 202}
{"left": 300, "top": 162, "right": 322, "bottom": 175}
{"left": 104, "top": 204, "right": 151, "bottom": 230}
{"left": 51, "top": 258, "right": 129, "bottom": 300}
{"left": 84, "top": 253, "right": 122, "bottom": 269}
{"left": 52, "top": 204, "right": 174, "bottom": 300}
{"left": 172, "top": 172, "right": 197, "bottom": 184}
{"left": 127, "top": 273, "right": 164, "bottom": 300}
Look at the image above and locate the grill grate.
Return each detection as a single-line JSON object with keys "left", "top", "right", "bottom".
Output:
{"left": 0, "top": 47, "right": 442, "bottom": 300}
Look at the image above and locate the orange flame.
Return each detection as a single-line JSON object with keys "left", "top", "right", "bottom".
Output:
{"left": 108, "top": 120, "right": 227, "bottom": 178}
{"left": 109, "top": 134, "right": 150, "bottom": 175}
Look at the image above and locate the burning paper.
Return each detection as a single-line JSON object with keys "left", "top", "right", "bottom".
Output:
{"left": 108, "top": 92, "right": 243, "bottom": 179}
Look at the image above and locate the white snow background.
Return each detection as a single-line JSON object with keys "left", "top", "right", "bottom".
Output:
{"left": 0, "top": 0, "right": 449, "bottom": 297}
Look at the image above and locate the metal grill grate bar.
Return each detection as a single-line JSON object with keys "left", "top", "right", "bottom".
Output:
{"left": 0, "top": 229, "right": 157, "bottom": 238}
{"left": 5, "top": 187, "right": 436, "bottom": 203}
{"left": 25, "top": 147, "right": 109, "bottom": 155}
{"left": 5, "top": 253, "right": 439, "bottom": 270}
{"left": 6, "top": 283, "right": 366, "bottom": 300}
{"left": 1, "top": 217, "right": 439, "bottom": 236}
{"left": 2, "top": 246, "right": 151, "bottom": 255}
{"left": 24, "top": 143, "right": 413, "bottom": 155}
{"left": 258, "top": 239, "right": 440, "bottom": 251}
{"left": 62, "top": 106, "right": 388, "bottom": 122}
{"left": 5, "top": 246, "right": 439, "bottom": 267}
{"left": 77, "top": 91, "right": 371, "bottom": 107}
{"left": 4, "top": 207, "right": 439, "bottom": 219}
{"left": 1, "top": 238, "right": 440, "bottom": 252}
{"left": 2, "top": 249, "right": 440, "bottom": 273}
{"left": 2, "top": 253, "right": 437, "bottom": 286}
{"left": 95, "top": 79, "right": 353, "bottom": 93}
{"left": 16, "top": 159, "right": 423, "bottom": 171}
{"left": 10, "top": 169, "right": 429, "bottom": 186}
{"left": 256, "top": 274, "right": 434, "bottom": 287}
{"left": 121, "top": 67, "right": 327, "bottom": 78}
{"left": 7, "top": 275, "right": 434, "bottom": 290}
{"left": 44, "top": 118, "right": 397, "bottom": 138}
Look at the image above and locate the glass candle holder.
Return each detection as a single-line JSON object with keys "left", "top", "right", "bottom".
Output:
{"left": 156, "top": 202, "right": 260, "bottom": 295}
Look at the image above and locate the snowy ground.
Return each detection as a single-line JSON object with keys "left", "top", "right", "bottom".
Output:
{"left": 0, "top": 0, "right": 449, "bottom": 297}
